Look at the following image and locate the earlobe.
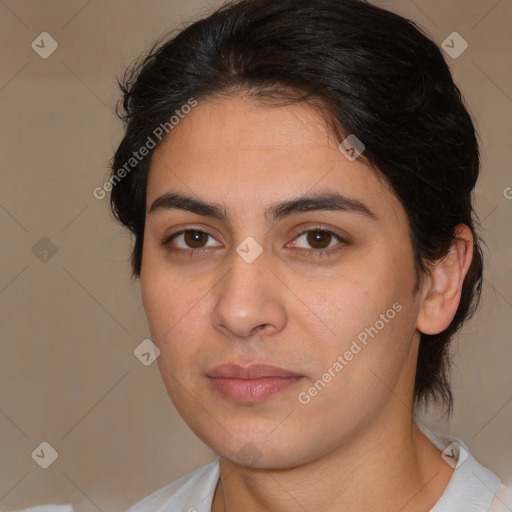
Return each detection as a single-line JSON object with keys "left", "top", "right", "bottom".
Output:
{"left": 416, "top": 225, "right": 474, "bottom": 335}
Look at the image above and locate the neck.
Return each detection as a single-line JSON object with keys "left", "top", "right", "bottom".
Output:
{"left": 211, "top": 415, "right": 454, "bottom": 512}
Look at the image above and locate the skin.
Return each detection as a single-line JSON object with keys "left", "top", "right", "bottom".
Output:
{"left": 140, "top": 94, "right": 473, "bottom": 512}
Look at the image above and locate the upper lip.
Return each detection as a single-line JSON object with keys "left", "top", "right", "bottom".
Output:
{"left": 207, "top": 363, "right": 302, "bottom": 379}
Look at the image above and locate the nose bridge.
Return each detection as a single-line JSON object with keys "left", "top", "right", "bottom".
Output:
{"left": 221, "top": 246, "right": 269, "bottom": 312}
{"left": 211, "top": 246, "right": 286, "bottom": 338}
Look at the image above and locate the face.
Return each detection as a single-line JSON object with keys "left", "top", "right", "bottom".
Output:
{"left": 141, "top": 95, "right": 423, "bottom": 469}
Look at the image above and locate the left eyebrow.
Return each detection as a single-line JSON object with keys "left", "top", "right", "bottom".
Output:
{"left": 147, "top": 190, "right": 378, "bottom": 223}
{"left": 266, "top": 190, "right": 378, "bottom": 223}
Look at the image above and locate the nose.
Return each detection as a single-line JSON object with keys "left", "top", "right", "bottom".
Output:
{"left": 211, "top": 249, "right": 287, "bottom": 339}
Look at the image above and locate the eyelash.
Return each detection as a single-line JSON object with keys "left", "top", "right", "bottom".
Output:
{"left": 161, "top": 225, "right": 347, "bottom": 258}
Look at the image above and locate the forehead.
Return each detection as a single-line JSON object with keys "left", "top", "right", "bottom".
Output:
{"left": 146, "top": 95, "right": 403, "bottom": 225}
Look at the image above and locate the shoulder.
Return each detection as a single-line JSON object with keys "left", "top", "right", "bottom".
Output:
{"left": 127, "top": 458, "right": 220, "bottom": 512}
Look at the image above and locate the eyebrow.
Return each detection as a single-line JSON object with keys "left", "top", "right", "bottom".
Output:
{"left": 148, "top": 190, "right": 378, "bottom": 223}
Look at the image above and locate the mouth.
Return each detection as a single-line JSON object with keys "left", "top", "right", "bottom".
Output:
{"left": 206, "top": 363, "right": 305, "bottom": 403}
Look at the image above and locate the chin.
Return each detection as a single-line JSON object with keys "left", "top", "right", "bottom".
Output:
{"left": 207, "top": 433, "right": 316, "bottom": 470}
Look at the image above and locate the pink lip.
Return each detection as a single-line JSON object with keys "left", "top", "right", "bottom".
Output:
{"left": 208, "top": 363, "right": 302, "bottom": 379}
{"left": 207, "top": 364, "right": 304, "bottom": 403}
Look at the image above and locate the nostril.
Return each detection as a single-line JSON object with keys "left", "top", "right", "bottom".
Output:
{"left": 251, "top": 324, "right": 269, "bottom": 335}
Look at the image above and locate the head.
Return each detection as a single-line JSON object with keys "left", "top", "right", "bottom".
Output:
{"left": 109, "top": 0, "right": 483, "bottom": 468}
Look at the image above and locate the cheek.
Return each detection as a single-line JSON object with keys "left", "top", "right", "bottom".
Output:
{"left": 140, "top": 271, "right": 174, "bottom": 337}
{"left": 309, "top": 270, "right": 400, "bottom": 348}
{"left": 301, "top": 260, "right": 415, "bottom": 388}
{"left": 141, "top": 247, "right": 193, "bottom": 333}
{"left": 140, "top": 260, "right": 213, "bottom": 368}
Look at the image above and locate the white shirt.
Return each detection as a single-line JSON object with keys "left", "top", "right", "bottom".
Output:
{"left": 127, "top": 427, "right": 510, "bottom": 512}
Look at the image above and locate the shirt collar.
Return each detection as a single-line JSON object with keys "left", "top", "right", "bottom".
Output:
{"left": 418, "top": 423, "right": 502, "bottom": 512}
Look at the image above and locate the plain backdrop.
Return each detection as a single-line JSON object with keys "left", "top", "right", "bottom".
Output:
{"left": 0, "top": 0, "right": 511, "bottom": 510}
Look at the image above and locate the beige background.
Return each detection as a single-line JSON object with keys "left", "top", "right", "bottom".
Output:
{"left": 0, "top": 0, "right": 511, "bottom": 510}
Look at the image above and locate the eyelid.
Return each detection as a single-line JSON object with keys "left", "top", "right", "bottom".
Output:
{"left": 289, "top": 223, "right": 347, "bottom": 241}
{"left": 285, "top": 224, "right": 347, "bottom": 252}
{"left": 163, "top": 226, "right": 223, "bottom": 249}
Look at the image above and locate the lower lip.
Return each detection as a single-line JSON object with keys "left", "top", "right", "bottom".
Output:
{"left": 207, "top": 376, "right": 303, "bottom": 403}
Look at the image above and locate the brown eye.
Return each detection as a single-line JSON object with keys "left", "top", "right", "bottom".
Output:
{"left": 306, "top": 230, "right": 333, "bottom": 249}
{"left": 183, "top": 230, "right": 209, "bottom": 248}
{"left": 164, "top": 229, "right": 222, "bottom": 251}
{"left": 290, "top": 228, "right": 346, "bottom": 255}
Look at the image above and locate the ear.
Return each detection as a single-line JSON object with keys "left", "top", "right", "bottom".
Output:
{"left": 416, "top": 224, "right": 474, "bottom": 335}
